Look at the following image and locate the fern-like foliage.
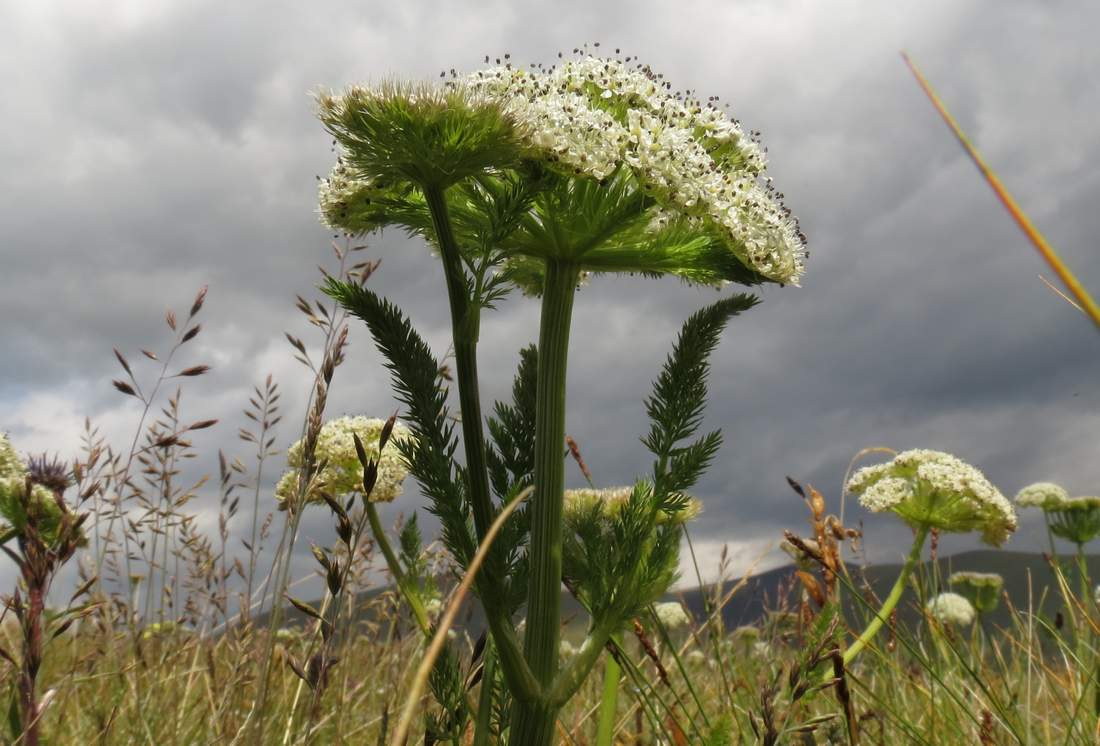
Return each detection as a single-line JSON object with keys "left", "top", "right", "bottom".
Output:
{"left": 563, "top": 481, "right": 681, "bottom": 625}
{"left": 485, "top": 344, "right": 538, "bottom": 613}
{"left": 643, "top": 294, "right": 759, "bottom": 503}
{"left": 565, "top": 295, "right": 759, "bottom": 632}
{"left": 323, "top": 279, "right": 475, "bottom": 566}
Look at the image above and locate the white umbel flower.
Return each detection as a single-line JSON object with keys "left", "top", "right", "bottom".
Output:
{"left": 846, "top": 449, "right": 1016, "bottom": 546}
{"left": 275, "top": 416, "right": 413, "bottom": 508}
{"left": 463, "top": 56, "right": 806, "bottom": 285}
{"left": 926, "top": 592, "right": 976, "bottom": 627}
{"left": 653, "top": 601, "right": 691, "bottom": 630}
{"left": 1015, "top": 482, "right": 1070, "bottom": 510}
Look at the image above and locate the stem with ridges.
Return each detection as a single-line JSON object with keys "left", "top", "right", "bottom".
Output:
{"left": 509, "top": 259, "right": 579, "bottom": 745}
{"left": 422, "top": 183, "right": 539, "bottom": 705}
{"left": 422, "top": 184, "right": 495, "bottom": 545}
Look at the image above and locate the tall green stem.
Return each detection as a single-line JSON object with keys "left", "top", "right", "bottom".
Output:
{"left": 841, "top": 525, "right": 929, "bottom": 669}
{"left": 595, "top": 638, "right": 622, "bottom": 746}
{"left": 422, "top": 184, "right": 539, "bottom": 703}
{"left": 422, "top": 184, "right": 495, "bottom": 546}
{"left": 510, "top": 259, "right": 580, "bottom": 746}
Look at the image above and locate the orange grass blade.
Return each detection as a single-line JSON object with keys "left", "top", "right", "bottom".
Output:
{"left": 902, "top": 52, "right": 1100, "bottom": 331}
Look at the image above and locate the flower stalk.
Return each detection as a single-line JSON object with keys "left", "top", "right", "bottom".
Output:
{"left": 365, "top": 502, "right": 431, "bottom": 636}
{"left": 421, "top": 183, "right": 540, "bottom": 709}
{"left": 510, "top": 259, "right": 580, "bottom": 745}
{"left": 595, "top": 637, "right": 623, "bottom": 746}
{"left": 841, "top": 524, "right": 929, "bottom": 668}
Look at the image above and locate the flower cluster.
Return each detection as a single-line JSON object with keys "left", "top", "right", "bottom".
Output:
{"left": 274, "top": 416, "right": 413, "bottom": 508}
{"left": 563, "top": 485, "right": 701, "bottom": 525}
{"left": 926, "top": 592, "right": 976, "bottom": 627}
{"left": 846, "top": 449, "right": 1016, "bottom": 546}
{"left": 652, "top": 601, "right": 691, "bottom": 630}
{"left": 1047, "top": 496, "right": 1100, "bottom": 546}
{"left": 1015, "top": 482, "right": 1070, "bottom": 510}
{"left": 0, "top": 434, "right": 65, "bottom": 544}
{"left": 0, "top": 434, "right": 23, "bottom": 478}
{"left": 948, "top": 571, "right": 1004, "bottom": 614}
{"left": 463, "top": 56, "right": 805, "bottom": 284}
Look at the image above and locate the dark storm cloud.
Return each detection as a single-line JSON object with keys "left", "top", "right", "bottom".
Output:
{"left": 2, "top": 0, "right": 1099, "bottom": 593}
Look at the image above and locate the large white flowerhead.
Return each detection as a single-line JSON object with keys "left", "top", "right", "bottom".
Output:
{"left": 926, "top": 592, "right": 976, "bottom": 627}
{"left": 463, "top": 56, "right": 806, "bottom": 285}
{"left": 1015, "top": 482, "right": 1070, "bottom": 511}
{"left": 845, "top": 449, "right": 1016, "bottom": 546}
{"left": 653, "top": 601, "right": 691, "bottom": 630}
{"left": 563, "top": 485, "right": 701, "bottom": 526}
{"left": 275, "top": 416, "right": 413, "bottom": 509}
{"left": 319, "top": 53, "right": 807, "bottom": 291}
{"left": 948, "top": 571, "right": 1004, "bottom": 614}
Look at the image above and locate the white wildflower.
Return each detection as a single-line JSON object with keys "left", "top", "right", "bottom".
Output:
{"left": 926, "top": 592, "right": 976, "bottom": 627}
{"left": 424, "top": 598, "right": 444, "bottom": 620}
{"left": 1015, "top": 482, "right": 1070, "bottom": 510}
{"left": 845, "top": 449, "right": 1016, "bottom": 546}
{"left": 275, "top": 416, "right": 413, "bottom": 508}
{"left": 685, "top": 649, "right": 706, "bottom": 665}
{"left": 464, "top": 56, "right": 806, "bottom": 285}
{"left": 0, "top": 434, "right": 25, "bottom": 480}
{"left": 0, "top": 436, "right": 67, "bottom": 544}
{"left": 653, "top": 601, "right": 691, "bottom": 630}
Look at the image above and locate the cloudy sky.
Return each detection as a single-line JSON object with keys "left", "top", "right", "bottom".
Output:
{"left": 2, "top": 0, "right": 1098, "bottom": 601}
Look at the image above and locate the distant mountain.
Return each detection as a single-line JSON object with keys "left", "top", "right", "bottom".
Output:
{"left": 270, "top": 550, "right": 1091, "bottom": 634}
{"left": 672, "top": 549, "right": 1092, "bottom": 631}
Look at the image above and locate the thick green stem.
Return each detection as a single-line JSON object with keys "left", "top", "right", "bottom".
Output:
{"left": 595, "top": 639, "right": 622, "bottom": 746}
{"left": 841, "top": 525, "right": 929, "bottom": 669}
{"left": 510, "top": 259, "right": 580, "bottom": 746}
{"left": 422, "top": 184, "right": 496, "bottom": 547}
{"left": 422, "top": 183, "right": 537, "bottom": 702}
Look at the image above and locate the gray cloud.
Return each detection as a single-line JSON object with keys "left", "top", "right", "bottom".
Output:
{"left": 2, "top": 0, "right": 1099, "bottom": 598}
